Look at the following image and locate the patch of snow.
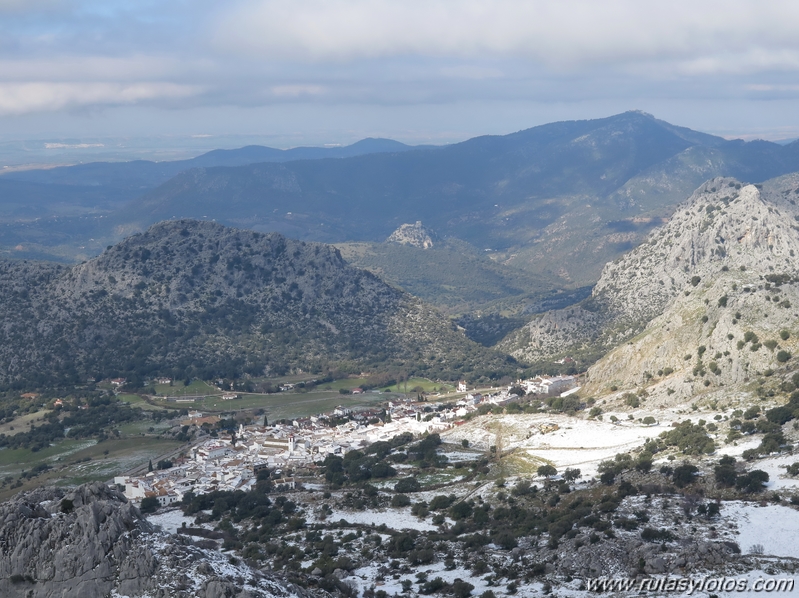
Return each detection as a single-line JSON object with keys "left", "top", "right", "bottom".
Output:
{"left": 328, "top": 507, "right": 438, "bottom": 531}
{"left": 146, "top": 508, "right": 195, "bottom": 534}
{"left": 722, "top": 501, "right": 799, "bottom": 558}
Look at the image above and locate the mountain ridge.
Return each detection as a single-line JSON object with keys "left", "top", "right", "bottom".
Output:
{"left": 501, "top": 173, "right": 799, "bottom": 398}
{"left": 0, "top": 220, "right": 512, "bottom": 388}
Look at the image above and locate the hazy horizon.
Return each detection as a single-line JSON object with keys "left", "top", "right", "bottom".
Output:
{"left": 3, "top": 1, "right": 799, "bottom": 163}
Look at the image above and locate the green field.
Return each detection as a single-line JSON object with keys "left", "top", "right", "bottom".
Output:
{"left": 153, "top": 379, "right": 218, "bottom": 397}
{"left": 381, "top": 377, "right": 455, "bottom": 394}
{"left": 148, "top": 389, "right": 394, "bottom": 421}
{"left": 0, "top": 436, "right": 184, "bottom": 501}
{"left": 118, "top": 393, "right": 169, "bottom": 411}
{"left": 0, "top": 409, "right": 52, "bottom": 436}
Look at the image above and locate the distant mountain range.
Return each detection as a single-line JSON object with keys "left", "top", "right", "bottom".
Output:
{"left": 0, "top": 138, "right": 423, "bottom": 222}
{"left": 0, "top": 220, "right": 512, "bottom": 389}
{"left": 2, "top": 111, "right": 798, "bottom": 302}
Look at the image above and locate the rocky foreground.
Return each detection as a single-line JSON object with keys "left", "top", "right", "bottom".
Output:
{"left": 0, "top": 482, "right": 321, "bottom": 598}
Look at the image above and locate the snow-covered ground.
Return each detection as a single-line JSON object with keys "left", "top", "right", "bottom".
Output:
{"left": 146, "top": 508, "right": 196, "bottom": 534}
{"left": 348, "top": 559, "right": 530, "bottom": 597}
{"left": 747, "top": 453, "right": 799, "bottom": 491}
{"left": 721, "top": 501, "right": 799, "bottom": 558}
{"left": 327, "top": 507, "right": 437, "bottom": 531}
{"left": 443, "top": 414, "right": 665, "bottom": 478}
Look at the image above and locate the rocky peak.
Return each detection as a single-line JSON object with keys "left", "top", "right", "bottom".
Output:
{"left": 503, "top": 175, "right": 799, "bottom": 387}
{"left": 386, "top": 221, "right": 436, "bottom": 249}
{"left": 583, "top": 175, "right": 799, "bottom": 399}
{"left": 0, "top": 482, "right": 314, "bottom": 598}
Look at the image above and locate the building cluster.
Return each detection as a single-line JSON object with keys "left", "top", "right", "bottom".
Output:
{"left": 115, "top": 376, "right": 578, "bottom": 507}
{"left": 515, "top": 375, "right": 578, "bottom": 396}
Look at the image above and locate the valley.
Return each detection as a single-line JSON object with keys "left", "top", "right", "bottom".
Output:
{"left": 4, "top": 115, "right": 799, "bottom": 597}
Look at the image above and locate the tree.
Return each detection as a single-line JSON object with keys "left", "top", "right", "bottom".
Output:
{"left": 453, "top": 580, "right": 475, "bottom": 598}
{"left": 672, "top": 463, "right": 699, "bottom": 488}
{"left": 394, "top": 478, "right": 421, "bottom": 493}
{"left": 537, "top": 464, "right": 557, "bottom": 478}
{"left": 736, "top": 470, "right": 769, "bottom": 493}
{"left": 563, "top": 468, "right": 581, "bottom": 482}
{"left": 148, "top": 459, "right": 153, "bottom": 473}
{"left": 140, "top": 496, "right": 159, "bottom": 514}
{"left": 714, "top": 456, "right": 738, "bottom": 487}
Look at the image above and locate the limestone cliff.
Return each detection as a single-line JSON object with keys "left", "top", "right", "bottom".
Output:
{"left": 502, "top": 174, "right": 799, "bottom": 400}
{"left": 385, "top": 221, "right": 436, "bottom": 249}
{"left": 0, "top": 482, "right": 317, "bottom": 598}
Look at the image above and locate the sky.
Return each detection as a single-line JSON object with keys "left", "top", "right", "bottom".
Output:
{"left": 2, "top": 0, "right": 799, "bottom": 152}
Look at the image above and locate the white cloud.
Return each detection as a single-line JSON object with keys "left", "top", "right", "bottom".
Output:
{"left": 0, "top": 82, "right": 201, "bottom": 115}
{"left": 270, "top": 84, "right": 326, "bottom": 98}
{"left": 213, "top": 0, "right": 799, "bottom": 75}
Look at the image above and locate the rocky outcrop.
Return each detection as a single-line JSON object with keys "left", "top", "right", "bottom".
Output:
{"left": 0, "top": 482, "right": 314, "bottom": 598}
{"left": 502, "top": 174, "right": 799, "bottom": 392}
{"left": 0, "top": 219, "right": 511, "bottom": 386}
{"left": 386, "top": 221, "right": 436, "bottom": 249}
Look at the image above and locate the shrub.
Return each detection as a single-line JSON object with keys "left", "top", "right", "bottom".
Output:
{"left": 714, "top": 456, "right": 737, "bottom": 487}
{"left": 736, "top": 470, "right": 769, "bottom": 493}
{"left": 766, "top": 406, "right": 795, "bottom": 425}
{"left": 537, "top": 464, "right": 557, "bottom": 478}
{"left": 494, "top": 531, "right": 518, "bottom": 550}
{"left": 140, "top": 496, "right": 159, "bottom": 514}
{"left": 429, "top": 495, "right": 455, "bottom": 510}
{"left": 453, "top": 580, "right": 475, "bottom": 598}
{"left": 641, "top": 527, "right": 675, "bottom": 542}
{"left": 781, "top": 330, "right": 791, "bottom": 341}
{"left": 394, "top": 478, "right": 420, "bottom": 493}
{"left": 60, "top": 498, "right": 74, "bottom": 514}
{"left": 624, "top": 393, "right": 640, "bottom": 408}
{"left": 391, "top": 494, "right": 411, "bottom": 507}
{"left": 672, "top": 463, "right": 699, "bottom": 487}
{"left": 777, "top": 350, "right": 792, "bottom": 363}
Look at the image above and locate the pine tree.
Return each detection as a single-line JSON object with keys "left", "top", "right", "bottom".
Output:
{"left": 148, "top": 459, "right": 153, "bottom": 472}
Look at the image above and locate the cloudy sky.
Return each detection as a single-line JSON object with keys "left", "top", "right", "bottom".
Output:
{"left": 2, "top": 0, "right": 799, "bottom": 148}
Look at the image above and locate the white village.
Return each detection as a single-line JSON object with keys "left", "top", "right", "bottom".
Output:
{"left": 115, "top": 376, "right": 578, "bottom": 507}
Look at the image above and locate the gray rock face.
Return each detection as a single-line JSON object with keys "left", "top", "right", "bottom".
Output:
{"left": 502, "top": 174, "right": 799, "bottom": 393}
{"left": 0, "top": 482, "right": 316, "bottom": 598}
{"left": 386, "top": 221, "right": 436, "bottom": 249}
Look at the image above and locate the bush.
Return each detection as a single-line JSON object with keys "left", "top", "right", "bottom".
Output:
{"left": 777, "top": 350, "right": 792, "bottom": 363}
{"left": 140, "top": 496, "right": 160, "bottom": 514}
{"left": 624, "top": 393, "right": 640, "bottom": 408}
{"left": 537, "top": 464, "right": 557, "bottom": 478}
{"left": 391, "top": 494, "right": 411, "bottom": 507}
{"left": 766, "top": 406, "right": 795, "bottom": 425}
{"left": 714, "top": 456, "right": 737, "bottom": 487}
{"left": 453, "top": 580, "right": 475, "bottom": 598}
{"left": 394, "top": 478, "right": 421, "bottom": 493}
{"left": 659, "top": 421, "right": 715, "bottom": 455}
{"left": 736, "top": 470, "right": 769, "bottom": 493}
{"left": 672, "top": 463, "right": 699, "bottom": 487}
{"left": 429, "top": 495, "right": 455, "bottom": 510}
{"left": 420, "top": 577, "right": 445, "bottom": 595}
{"left": 494, "top": 531, "right": 518, "bottom": 550}
{"left": 641, "top": 527, "right": 674, "bottom": 542}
